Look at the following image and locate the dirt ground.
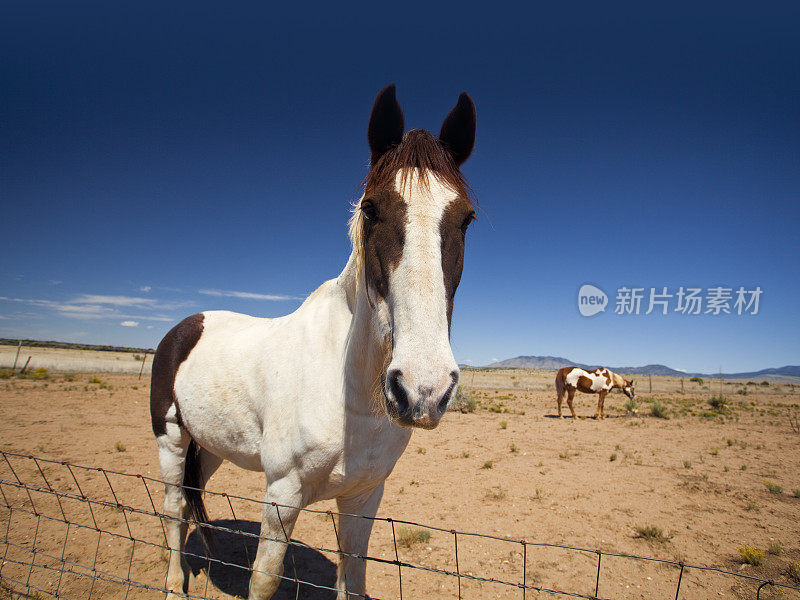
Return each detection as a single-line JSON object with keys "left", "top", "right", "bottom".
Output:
{"left": 1, "top": 367, "right": 799, "bottom": 600}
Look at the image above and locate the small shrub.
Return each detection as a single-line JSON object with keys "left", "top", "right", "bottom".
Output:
{"left": 710, "top": 447, "right": 719, "bottom": 456}
{"left": 499, "top": 420, "right": 508, "bottom": 429}
{"left": 745, "top": 501, "right": 759, "bottom": 512}
{"left": 683, "top": 460, "right": 692, "bottom": 469}
{"left": 764, "top": 481, "right": 782, "bottom": 495}
{"left": 760, "top": 381, "right": 770, "bottom": 386}
{"left": 452, "top": 388, "right": 477, "bottom": 413}
{"left": 509, "top": 443, "right": 518, "bottom": 454}
{"left": 690, "top": 377, "right": 704, "bottom": 385}
{"left": 485, "top": 486, "right": 507, "bottom": 500}
{"left": 114, "top": 442, "right": 127, "bottom": 453}
{"left": 651, "top": 401, "right": 669, "bottom": 419}
{"left": 736, "top": 387, "right": 748, "bottom": 396}
{"left": 481, "top": 460, "right": 494, "bottom": 469}
{"left": 461, "top": 450, "right": 470, "bottom": 459}
{"left": 396, "top": 527, "right": 431, "bottom": 548}
{"left": 741, "top": 464, "right": 747, "bottom": 471}
{"left": 610, "top": 453, "right": 618, "bottom": 462}
{"left": 787, "top": 561, "right": 800, "bottom": 583}
{"left": 88, "top": 376, "right": 102, "bottom": 384}
{"left": 793, "top": 489, "right": 800, "bottom": 498}
{"left": 768, "top": 541, "right": 782, "bottom": 555}
{"left": 416, "top": 447, "right": 426, "bottom": 454}
{"left": 708, "top": 396, "right": 727, "bottom": 410}
{"left": 28, "top": 367, "right": 50, "bottom": 380}
{"left": 737, "top": 545, "right": 765, "bottom": 566}
{"left": 62, "top": 373, "right": 76, "bottom": 382}
{"left": 0, "top": 370, "right": 13, "bottom": 379}
{"left": 634, "top": 525, "right": 666, "bottom": 541}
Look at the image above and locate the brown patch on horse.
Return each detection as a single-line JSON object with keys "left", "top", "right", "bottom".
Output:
{"left": 577, "top": 375, "right": 594, "bottom": 393}
{"left": 150, "top": 313, "right": 204, "bottom": 436}
{"left": 439, "top": 196, "right": 475, "bottom": 330}
{"left": 360, "top": 190, "right": 408, "bottom": 300}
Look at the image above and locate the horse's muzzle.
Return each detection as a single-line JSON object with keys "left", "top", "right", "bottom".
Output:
{"left": 383, "top": 368, "right": 458, "bottom": 429}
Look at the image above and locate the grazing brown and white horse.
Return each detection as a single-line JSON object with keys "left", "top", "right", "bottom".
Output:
{"left": 150, "top": 85, "right": 477, "bottom": 600}
{"left": 554, "top": 366, "right": 635, "bottom": 419}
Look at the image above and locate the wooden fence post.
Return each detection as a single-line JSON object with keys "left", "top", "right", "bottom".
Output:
{"left": 12, "top": 341, "right": 22, "bottom": 371}
{"left": 649, "top": 374, "right": 652, "bottom": 393}
{"left": 20, "top": 356, "right": 31, "bottom": 374}
{"left": 138, "top": 352, "right": 149, "bottom": 380}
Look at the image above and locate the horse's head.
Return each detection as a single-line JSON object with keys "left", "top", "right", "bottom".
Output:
{"left": 623, "top": 379, "right": 636, "bottom": 399}
{"left": 351, "top": 84, "right": 476, "bottom": 429}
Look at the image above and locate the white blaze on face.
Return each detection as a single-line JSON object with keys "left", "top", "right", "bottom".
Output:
{"left": 383, "top": 169, "right": 459, "bottom": 428}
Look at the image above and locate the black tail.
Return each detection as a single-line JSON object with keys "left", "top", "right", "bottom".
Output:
{"left": 183, "top": 439, "right": 215, "bottom": 556}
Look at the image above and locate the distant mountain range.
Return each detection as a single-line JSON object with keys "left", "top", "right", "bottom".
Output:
{"left": 485, "top": 355, "right": 800, "bottom": 380}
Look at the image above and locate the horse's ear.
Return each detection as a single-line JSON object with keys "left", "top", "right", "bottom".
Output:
{"left": 439, "top": 92, "right": 476, "bottom": 166}
{"left": 368, "top": 84, "right": 405, "bottom": 166}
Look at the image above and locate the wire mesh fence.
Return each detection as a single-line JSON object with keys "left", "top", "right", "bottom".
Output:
{"left": 1, "top": 450, "right": 798, "bottom": 600}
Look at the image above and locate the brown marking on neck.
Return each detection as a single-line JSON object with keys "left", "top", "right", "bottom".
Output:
{"left": 150, "top": 313, "right": 204, "bottom": 436}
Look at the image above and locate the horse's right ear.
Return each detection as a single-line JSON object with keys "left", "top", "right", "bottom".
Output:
{"left": 368, "top": 84, "right": 405, "bottom": 166}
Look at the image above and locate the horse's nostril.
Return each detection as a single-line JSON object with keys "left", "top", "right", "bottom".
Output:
{"left": 387, "top": 369, "right": 410, "bottom": 414}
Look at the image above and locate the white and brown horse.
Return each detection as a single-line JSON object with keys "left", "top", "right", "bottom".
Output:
{"left": 555, "top": 367, "right": 635, "bottom": 419}
{"left": 150, "top": 85, "right": 477, "bottom": 599}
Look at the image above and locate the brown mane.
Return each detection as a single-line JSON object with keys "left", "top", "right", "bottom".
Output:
{"left": 364, "top": 129, "right": 472, "bottom": 199}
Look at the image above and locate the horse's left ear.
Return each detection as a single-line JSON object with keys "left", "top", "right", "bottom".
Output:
{"left": 629, "top": 379, "right": 635, "bottom": 385}
{"left": 439, "top": 92, "right": 476, "bottom": 166}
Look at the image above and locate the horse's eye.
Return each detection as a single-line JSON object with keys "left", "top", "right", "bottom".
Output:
{"left": 461, "top": 211, "right": 476, "bottom": 231}
{"left": 361, "top": 201, "right": 377, "bottom": 221}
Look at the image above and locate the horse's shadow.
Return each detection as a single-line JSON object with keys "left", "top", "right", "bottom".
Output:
{"left": 186, "top": 519, "right": 337, "bottom": 599}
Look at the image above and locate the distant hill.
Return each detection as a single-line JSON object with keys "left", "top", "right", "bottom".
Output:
{"left": 486, "top": 355, "right": 800, "bottom": 380}
{"left": 488, "top": 356, "right": 581, "bottom": 369}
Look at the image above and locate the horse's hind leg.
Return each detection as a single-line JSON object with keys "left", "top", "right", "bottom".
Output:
{"left": 156, "top": 422, "right": 191, "bottom": 598}
{"left": 556, "top": 391, "right": 564, "bottom": 418}
{"left": 566, "top": 389, "right": 578, "bottom": 418}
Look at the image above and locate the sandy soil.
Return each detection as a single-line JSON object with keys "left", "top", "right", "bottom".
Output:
{"left": 1, "top": 368, "right": 799, "bottom": 600}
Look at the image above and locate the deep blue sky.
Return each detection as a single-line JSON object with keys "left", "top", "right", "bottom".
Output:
{"left": 1, "top": 2, "right": 798, "bottom": 372}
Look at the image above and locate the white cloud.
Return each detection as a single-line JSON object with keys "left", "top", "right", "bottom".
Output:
{"left": 0, "top": 294, "right": 185, "bottom": 322}
{"left": 73, "top": 294, "right": 157, "bottom": 307}
{"left": 199, "top": 289, "right": 303, "bottom": 301}
{"left": 120, "top": 320, "right": 139, "bottom": 327}
{"left": 139, "top": 286, "right": 151, "bottom": 292}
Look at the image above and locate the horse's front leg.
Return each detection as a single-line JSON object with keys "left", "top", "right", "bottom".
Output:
{"left": 335, "top": 483, "right": 385, "bottom": 598}
{"left": 249, "top": 478, "right": 302, "bottom": 600}
{"left": 595, "top": 390, "right": 608, "bottom": 419}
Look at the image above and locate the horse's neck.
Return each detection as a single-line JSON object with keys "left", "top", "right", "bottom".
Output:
{"left": 336, "top": 253, "right": 391, "bottom": 415}
{"left": 609, "top": 371, "right": 622, "bottom": 388}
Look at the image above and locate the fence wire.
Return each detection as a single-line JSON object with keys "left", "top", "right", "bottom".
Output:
{"left": 0, "top": 450, "right": 798, "bottom": 600}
